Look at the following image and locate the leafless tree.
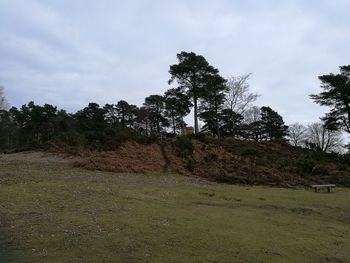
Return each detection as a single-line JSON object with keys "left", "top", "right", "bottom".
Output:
{"left": 306, "top": 122, "right": 343, "bottom": 153}
{"left": 0, "top": 86, "right": 9, "bottom": 110}
{"left": 242, "top": 106, "right": 261, "bottom": 124}
{"left": 224, "top": 74, "right": 259, "bottom": 114}
{"left": 288, "top": 122, "right": 307, "bottom": 147}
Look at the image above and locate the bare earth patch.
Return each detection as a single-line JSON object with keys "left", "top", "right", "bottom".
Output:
{"left": 290, "top": 207, "right": 321, "bottom": 216}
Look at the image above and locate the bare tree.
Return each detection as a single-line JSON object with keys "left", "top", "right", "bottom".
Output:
{"left": 241, "top": 106, "right": 262, "bottom": 141}
{"left": 0, "top": 86, "right": 9, "bottom": 110}
{"left": 288, "top": 122, "right": 307, "bottom": 147}
{"left": 242, "top": 106, "right": 261, "bottom": 124}
{"left": 306, "top": 122, "right": 343, "bottom": 152}
{"left": 224, "top": 74, "right": 259, "bottom": 114}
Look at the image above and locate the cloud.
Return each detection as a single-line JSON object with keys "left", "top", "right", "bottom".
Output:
{"left": 0, "top": 0, "right": 349, "bottom": 125}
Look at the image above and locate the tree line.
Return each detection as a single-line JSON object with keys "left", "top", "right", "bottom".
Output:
{"left": 0, "top": 52, "right": 349, "bottom": 153}
{"left": 0, "top": 97, "right": 288, "bottom": 150}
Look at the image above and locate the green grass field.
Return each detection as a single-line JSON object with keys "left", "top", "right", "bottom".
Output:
{"left": 0, "top": 155, "right": 349, "bottom": 262}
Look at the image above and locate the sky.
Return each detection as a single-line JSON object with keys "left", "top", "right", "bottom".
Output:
{"left": 0, "top": 0, "right": 349, "bottom": 125}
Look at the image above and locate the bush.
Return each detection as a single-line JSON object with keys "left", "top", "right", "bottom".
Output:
{"left": 136, "top": 135, "right": 158, "bottom": 145}
{"left": 329, "top": 171, "right": 350, "bottom": 186}
{"left": 311, "top": 165, "right": 330, "bottom": 176}
{"left": 239, "top": 146, "right": 260, "bottom": 157}
{"left": 327, "top": 152, "right": 341, "bottom": 161}
{"left": 186, "top": 159, "right": 195, "bottom": 172}
{"left": 204, "top": 153, "right": 219, "bottom": 163}
{"left": 57, "top": 126, "right": 155, "bottom": 150}
{"left": 296, "top": 155, "right": 315, "bottom": 174}
{"left": 194, "top": 133, "right": 213, "bottom": 144}
{"left": 338, "top": 162, "right": 348, "bottom": 171}
{"left": 59, "top": 132, "right": 86, "bottom": 147}
{"left": 339, "top": 154, "right": 350, "bottom": 167}
{"left": 106, "top": 127, "right": 136, "bottom": 142}
{"left": 173, "top": 136, "right": 195, "bottom": 157}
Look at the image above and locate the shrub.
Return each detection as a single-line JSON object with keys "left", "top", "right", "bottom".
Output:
{"left": 296, "top": 155, "right": 315, "bottom": 174}
{"left": 186, "top": 159, "right": 195, "bottom": 172}
{"left": 327, "top": 152, "right": 341, "bottom": 161}
{"left": 136, "top": 135, "right": 158, "bottom": 145}
{"left": 104, "top": 126, "right": 159, "bottom": 147}
{"left": 329, "top": 171, "right": 350, "bottom": 186}
{"left": 239, "top": 146, "right": 260, "bottom": 157}
{"left": 338, "top": 154, "right": 350, "bottom": 167}
{"left": 204, "top": 153, "right": 219, "bottom": 163}
{"left": 194, "top": 133, "right": 213, "bottom": 144}
{"left": 338, "top": 162, "right": 348, "bottom": 171}
{"left": 59, "top": 132, "right": 86, "bottom": 147}
{"left": 173, "top": 136, "right": 195, "bottom": 157}
{"left": 108, "top": 127, "right": 137, "bottom": 142}
{"left": 311, "top": 165, "right": 330, "bottom": 176}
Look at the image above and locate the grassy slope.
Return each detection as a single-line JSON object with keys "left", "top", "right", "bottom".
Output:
{"left": 0, "top": 158, "right": 349, "bottom": 263}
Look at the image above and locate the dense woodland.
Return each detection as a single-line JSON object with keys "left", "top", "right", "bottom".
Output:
{"left": 0, "top": 52, "right": 349, "bottom": 155}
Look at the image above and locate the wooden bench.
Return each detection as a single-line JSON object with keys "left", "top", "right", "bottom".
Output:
{"left": 311, "top": 184, "right": 336, "bottom": 193}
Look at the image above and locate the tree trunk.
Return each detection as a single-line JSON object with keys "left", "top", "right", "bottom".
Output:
{"left": 145, "top": 120, "right": 148, "bottom": 136}
{"left": 194, "top": 97, "right": 198, "bottom": 134}
{"left": 216, "top": 115, "right": 220, "bottom": 138}
{"left": 172, "top": 116, "right": 176, "bottom": 134}
{"left": 216, "top": 105, "right": 220, "bottom": 138}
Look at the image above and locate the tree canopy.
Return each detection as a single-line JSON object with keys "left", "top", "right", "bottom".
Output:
{"left": 2, "top": 51, "right": 333, "bottom": 152}
{"left": 260, "top": 106, "right": 289, "bottom": 141}
{"left": 169, "top": 51, "right": 225, "bottom": 133}
{"left": 144, "top": 95, "right": 168, "bottom": 134}
{"left": 310, "top": 65, "right": 350, "bottom": 133}
{"left": 164, "top": 87, "right": 192, "bottom": 134}
{"left": 224, "top": 74, "right": 259, "bottom": 114}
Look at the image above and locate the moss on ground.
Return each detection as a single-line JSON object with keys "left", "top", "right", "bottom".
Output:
{"left": 0, "top": 159, "right": 349, "bottom": 262}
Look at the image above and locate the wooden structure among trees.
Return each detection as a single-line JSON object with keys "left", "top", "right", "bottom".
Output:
{"left": 181, "top": 126, "right": 194, "bottom": 136}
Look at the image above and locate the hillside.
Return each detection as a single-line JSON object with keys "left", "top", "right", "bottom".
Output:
{"left": 74, "top": 137, "right": 350, "bottom": 187}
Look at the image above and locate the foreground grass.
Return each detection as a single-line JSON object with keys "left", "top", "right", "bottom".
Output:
{"left": 0, "top": 158, "right": 349, "bottom": 263}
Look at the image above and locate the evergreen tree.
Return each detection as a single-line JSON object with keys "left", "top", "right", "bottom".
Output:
{"left": 260, "top": 106, "right": 288, "bottom": 141}
{"left": 220, "top": 109, "right": 244, "bottom": 137}
{"left": 10, "top": 102, "right": 61, "bottom": 146}
{"left": 310, "top": 65, "right": 350, "bottom": 134}
{"left": 134, "top": 106, "right": 150, "bottom": 135}
{"left": 143, "top": 95, "right": 168, "bottom": 134}
{"left": 75, "top": 103, "right": 107, "bottom": 133}
{"left": 115, "top": 100, "right": 138, "bottom": 128}
{"left": 164, "top": 87, "right": 192, "bottom": 134}
{"left": 199, "top": 75, "right": 227, "bottom": 137}
{"left": 0, "top": 110, "right": 18, "bottom": 150}
{"left": 103, "top": 104, "right": 119, "bottom": 126}
{"left": 169, "top": 51, "right": 224, "bottom": 133}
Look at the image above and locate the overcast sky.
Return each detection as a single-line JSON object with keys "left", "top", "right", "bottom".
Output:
{"left": 0, "top": 0, "right": 349, "bottom": 125}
